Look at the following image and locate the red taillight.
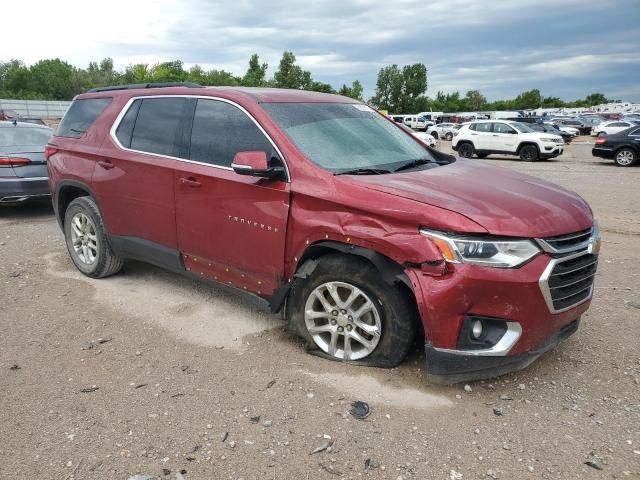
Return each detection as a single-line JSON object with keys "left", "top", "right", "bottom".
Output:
{"left": 595, "top": 138, "right": 607, "bottom": 144}
{"left": 44, "top": 145, "right": 58, "bottom": 160}
{"left": 0, "top": 156, "right": 31, "bottom": 167}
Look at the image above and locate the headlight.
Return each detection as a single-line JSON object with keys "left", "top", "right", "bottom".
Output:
{"left": 420, "top": 228, "right": 540, "bottom": 268}
{"left": 540, "top": 137, "right": 557, "bottom": 142}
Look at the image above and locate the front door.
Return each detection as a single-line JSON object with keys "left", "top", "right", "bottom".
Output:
{"left": 491, "top": 122, "right": 519, "bottom": 152}
{"left": 174, "top": 98, "right": 290, "bottom": 297}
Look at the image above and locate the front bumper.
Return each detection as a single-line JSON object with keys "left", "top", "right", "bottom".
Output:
{"left": 406, "top": 251, "right": 594, "bottom": 383}
{"left": 425, "top": 318, "right": 579, "bottom": 384}
{"left": 0, "top": 176, "right": 50, "bottom": 204}
{"left": 540, "top": 142, "right": 564, "bottom": 158}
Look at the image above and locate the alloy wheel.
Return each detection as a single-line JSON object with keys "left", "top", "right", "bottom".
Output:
{"left": 304, "top": 281, "right": 382, "bottom": 361}
{"left": 70, "top": 212, "right": 98, "bottom": 265}
{"left": 615, "top": 149, "right": 635, "bottom": 166}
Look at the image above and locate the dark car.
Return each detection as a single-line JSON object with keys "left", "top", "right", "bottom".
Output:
{"left": 529, "top": 122, "right": 573, "bottom": 143}
{"left": 0, "top": 121, "right": 53, "bottom": 204}
{"left": 592, "top": 126, "right": 640, "bottom": 167}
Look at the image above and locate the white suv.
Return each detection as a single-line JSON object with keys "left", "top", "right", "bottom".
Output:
{"left": 452, "top": 120, "right": 564, "bottom": 161}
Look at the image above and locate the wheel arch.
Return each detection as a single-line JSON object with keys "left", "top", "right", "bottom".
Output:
{"left": 55, "top": 180, "right": 97, "bottom": 228}
{"left": 516, "top": 142, "right": 540, "bottom": 154}
{"left": 269, "top": 240, "right": 418, "bottom": 316}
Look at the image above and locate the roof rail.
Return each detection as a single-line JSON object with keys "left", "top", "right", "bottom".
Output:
{"left": 87, "top": 82, "right": 203, "bottom": 93}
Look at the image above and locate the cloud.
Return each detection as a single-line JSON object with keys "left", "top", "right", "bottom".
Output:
{"left": 1, "top": 0, "right": 639, "bottom": 101}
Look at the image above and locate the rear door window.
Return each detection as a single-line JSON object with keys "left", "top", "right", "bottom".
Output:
{"left": 129, "top": 97, "right": 191, "bottom": 157}
{"left": 189, "top": 99, "right": 272, "bottom": 167}
{"left": 56, "top": 98, "right": 112, "bottom": 138}
{"left": 474, "top": 123, "right": 492, "bottom": 133}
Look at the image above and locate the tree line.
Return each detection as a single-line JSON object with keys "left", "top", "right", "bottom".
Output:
{"left": 0, "top": 54, "right": 613, "bottom": 114}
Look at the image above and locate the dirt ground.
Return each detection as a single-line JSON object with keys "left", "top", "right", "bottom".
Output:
{"left": 1, "top": 139, "right": 639, "bottom": 480}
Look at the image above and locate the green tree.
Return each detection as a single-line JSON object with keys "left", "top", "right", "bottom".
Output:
{"left": 242, "top": 54, "right": 268, "bottom": 87}
{"left": 338, "top": 80, "right": 364, "bottom": 101}
{"left": 463, "top": 90, "right": 486, "bottom": 111}
{"left": 399, "top": 63, "right": 427, "bottom": 112}
{"left": 122, "top": 63, "right": 150, "bottom": 83}
{"left": 371, "top": 63, "right": 427, "bottom": 113}
{"left": 149, "top": 60, "right": 186, "bottom": 82}
{"left": 273, "top": 51, "right": 308, "bottom": 89}
{"left": 513, "top": 89, "right": 542, "bottom": 109}
{"left": 29, "top": 59, "right": 75, "bottom": 99}
{"left": 584, "top": 93, "right": 608, "bottom": 106}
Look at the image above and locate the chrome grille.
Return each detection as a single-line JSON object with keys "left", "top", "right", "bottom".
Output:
{"left": 536, "top": 228, "right": 592, "bottom": 254}
{"left": 539, "top": 252, "right": 597, "bottom": 313}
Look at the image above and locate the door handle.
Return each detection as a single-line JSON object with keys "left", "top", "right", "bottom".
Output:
{"left": 492, "top": 134, "right": 499, "bottom": 136}
{"left": 180, "top": 177, "right": 201, "bottom": 187}
{"left": 97, "top": 160, "right": 114, "bottom": 170}
{"left": 471, "top": 133, "right": 478, "bottom": 135}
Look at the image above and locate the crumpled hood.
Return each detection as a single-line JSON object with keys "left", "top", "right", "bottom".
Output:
{"left": 341, "top": 159, "right": 593, "bottom": 238}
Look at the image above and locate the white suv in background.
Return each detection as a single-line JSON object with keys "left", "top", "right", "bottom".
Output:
{"left": 427, "top": 122, "right": 457, "bottom": 140}
{"left": 452, "top": 120, "right": 564, "bottom": 161}
{"left": 592, "top": 120, "right": 639, "bottom": 136}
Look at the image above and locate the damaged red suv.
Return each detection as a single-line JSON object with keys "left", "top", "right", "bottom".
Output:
{"left": 47, "top": 84, "right": 600, "bottom": 383}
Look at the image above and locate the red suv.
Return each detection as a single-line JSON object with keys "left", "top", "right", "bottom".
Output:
{"left": 47, "top": 84, "right": 600, "bottom": 383}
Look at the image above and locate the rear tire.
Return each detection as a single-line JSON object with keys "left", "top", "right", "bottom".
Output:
{"left": 431, "top": 131, "right": 439, "bottom": 139}
{"left": 287, "top": 254, "right": 416, "bottom": 368}
{"left": 614, "top": 148, "right": 637, "bottom": 167}
{"left": 519, "top": 145, "right": 539, "bottom": 162}
{"left": 64, "top": 197, "right": 124, "bottom": 278}
{"left": 457, "top": 142, "right": 474, "bottom": 158}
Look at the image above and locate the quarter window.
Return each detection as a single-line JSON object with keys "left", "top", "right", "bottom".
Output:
{"left": 189, "top": 99, "right": 272, "bottom": 167}
{"left": 129, "top": 97, "right": 190, "bottom": 157}
{"left": 115, "top": 99, "right": 141, "bottom": 148}
{"left": 57, "top": 98, "right": 112, "bottom": 138}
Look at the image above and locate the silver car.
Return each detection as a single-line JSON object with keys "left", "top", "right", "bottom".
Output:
{"left": 0, "top": 121, "right": 53, "bottom": 205}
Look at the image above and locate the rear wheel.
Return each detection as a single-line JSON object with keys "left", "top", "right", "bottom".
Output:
{"left": 431, "top": 131, "right": 439, "bottom": 139}
{"left": 614, "top": 148, "right": 637, "bottom": 167}
{"left": 457, "top": 142, "right": 474, "bottom": 158}
{"left": 519, "top": 145, "right": 539, "bottom": 162}
{"left": 287, "top": 255, "right": 416, "bottom": 367}
{"left": 597, "top": 131, "right": 606, "bottom": 137}
{"left": 64, "top": 197, "right": 123, "bottom": 278}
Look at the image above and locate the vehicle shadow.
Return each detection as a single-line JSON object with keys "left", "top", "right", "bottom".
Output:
{"left": 0, "top": 200, "right": 54, "bottom": 222}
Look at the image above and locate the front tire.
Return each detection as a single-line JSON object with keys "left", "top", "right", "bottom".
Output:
{"left": 64, "top": 197, "right": 124, "bottom": 278}
{"left": 445, "top": 132, "right": 453, "bottom": 141}
{"left": 287, "top": 254, "right": 416, "bottom": 367}
{"left": 519, "top": 145, "right": 539, "bottom": 162}
{"left": 614, "top": 148, "right": 637, "bottom": 167}
{"left": 457, "top": 142, "right": 474, "bottom": 158}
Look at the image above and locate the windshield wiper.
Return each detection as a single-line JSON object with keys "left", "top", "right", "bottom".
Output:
{"left": 335, "top": 167, "right": 392, "bottom": 175}
{"left": 393, "top": 158, "right": 434, "bottom": 172}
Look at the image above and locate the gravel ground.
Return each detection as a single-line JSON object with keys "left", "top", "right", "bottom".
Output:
{"left": 1, "top": 139, "right": 639, "bottom": 480}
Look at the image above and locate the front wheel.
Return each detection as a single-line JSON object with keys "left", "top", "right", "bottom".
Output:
{"left": 519, "top": 145, "right": 539, "bottom": 162}
{"left": 457, "top": 142, "right": 474, "bottom": 158}
{"left": 445, "top": 132, "right": 453, "bottom": 141}
{"left": 287, "top": 255, "right": 416, "bottom": 367}
{"left": 614, "top": 148, "right": 638, "bottom": 167}
{"left": 64, "top": 196, "right": 124, "bottom": 278}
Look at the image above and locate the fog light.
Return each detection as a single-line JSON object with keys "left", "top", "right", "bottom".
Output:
{"left": 471, "top": 320, "right": 483, "bottom": 339}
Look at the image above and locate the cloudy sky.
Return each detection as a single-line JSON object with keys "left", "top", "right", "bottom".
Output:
{"left": 3, "top": 0, "right": 639, "bottom": 101}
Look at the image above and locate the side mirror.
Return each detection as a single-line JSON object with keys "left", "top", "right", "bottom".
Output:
{"left": 231, "top": 151, "right": 285, "bottom": 180}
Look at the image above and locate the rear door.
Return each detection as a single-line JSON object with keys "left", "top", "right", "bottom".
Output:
{"left": 94, "top": 96, "right": 192, "bottom": 250}
{"left": 469, "top": 122, "right": 492, "bottom": 150}
{"left": 174, "top": 98, "right": 290, "bottom": 296}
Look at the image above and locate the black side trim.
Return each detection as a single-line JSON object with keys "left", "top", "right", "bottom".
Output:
{"left": 54, "top": 179, "right": 97, "bottom": 229}
{"left": 107, "top": 235, "right": 185, "bottom": 273}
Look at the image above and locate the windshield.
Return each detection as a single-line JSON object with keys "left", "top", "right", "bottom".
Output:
{"left": 511, "top": 122, "right": 535, "bottom": 133}
{"left": 262, "top": 103, "right": 436, "bottom": 174}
